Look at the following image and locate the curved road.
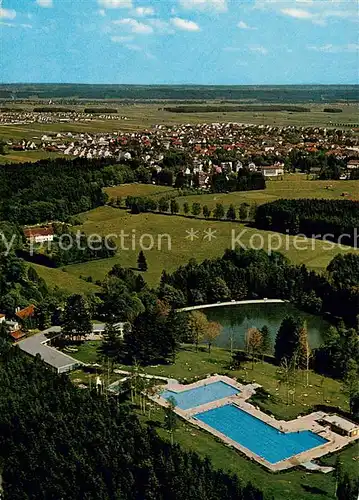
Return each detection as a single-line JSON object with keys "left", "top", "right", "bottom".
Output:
{"left": 177, "top": 298, "right": 285, "bottom": 312}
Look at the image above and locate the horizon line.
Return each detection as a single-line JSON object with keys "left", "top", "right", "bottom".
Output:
{"left": 1, "top": 82, "right": 359, "bottom": 87}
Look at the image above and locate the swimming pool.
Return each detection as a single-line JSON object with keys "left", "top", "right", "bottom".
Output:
{"left": 195, "top": 404, "right": 328, "bottom": 464}
{"left": 161, "top": 381, "right": 239, "bottom": 410}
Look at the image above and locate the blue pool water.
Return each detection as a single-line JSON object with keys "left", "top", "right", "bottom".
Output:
{"left": 195, "top": 404, "right": 328, "bottom": 464}
{"left": 161, "top": 381, "right": 239, "bottom": 410}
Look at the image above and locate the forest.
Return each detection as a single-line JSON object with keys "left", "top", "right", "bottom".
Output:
{"left": 0, "top": 158, "right": 113, "bottom": 225}
{"left": 19, "top": 230, "right": 117, "bottom": 268}
{"left": 1, "top": 83, "right": 358, "bottom": 102}
{"left": 0, "top": 157, "right": 265, "bottom": 226}
{"left": 255, "top": 198, "right": 359, "bottom": 247}
{"left": 160, "top": 248, "right": 359, "bottom": 329}
{"left": 0, "top": 252, "right": 48, "bottom": 316}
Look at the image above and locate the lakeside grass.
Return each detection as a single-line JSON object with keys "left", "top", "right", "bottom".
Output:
{"left": 70, "top": 344, "right": 349, "bottom": 420}
{"left": 63, "top": 205, "right": 359, "bottom": 287}
{"left": 69, "top": 344, "right": 358, "bottom": 500}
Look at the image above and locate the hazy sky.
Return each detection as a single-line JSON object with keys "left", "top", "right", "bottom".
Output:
{"left": 1, "top": 0, "right": 358, "bottom": 84}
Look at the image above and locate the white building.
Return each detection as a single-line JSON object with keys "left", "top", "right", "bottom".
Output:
{"left": 260, "top": 165, "right": 284, "bottom": 177}
{"left": 24, "top": 227, "right": 54, "bottom": 244}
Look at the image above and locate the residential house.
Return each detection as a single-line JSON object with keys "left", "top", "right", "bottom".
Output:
{"left": 24, "top": 227, "right": 54, "bottom": 244}
{"left": 260, "top": 165, "right": 284, "bottom": 177}
{"left": 16, "top": 304, "right": 36, "bottom": 330}
{"left": 347, "top": 159, "right": 359, "bottom": 170}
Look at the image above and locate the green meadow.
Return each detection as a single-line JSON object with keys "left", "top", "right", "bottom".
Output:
{"left": 62, "top": 204, "right": 359, "bottom": 287}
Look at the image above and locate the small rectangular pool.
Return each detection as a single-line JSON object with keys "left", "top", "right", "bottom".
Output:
{"left": 161, "top": 381, "right": 239, "bottom": 410}
{"left": 195, "top": 404, "right": 328, "bottom": 464}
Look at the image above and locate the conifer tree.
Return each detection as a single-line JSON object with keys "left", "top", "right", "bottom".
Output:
{"left": 137, "top": 250, "right": 148, "bottom": 271}
{"left": 226, "top": 204, "right": 236, "bottom": 221}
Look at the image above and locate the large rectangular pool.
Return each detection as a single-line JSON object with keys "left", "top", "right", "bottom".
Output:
{"left": 161, "top": 381, "right": 239, "bottom": 410}
{"left": 195, "top": 404, "right": 328, "bottom": 464}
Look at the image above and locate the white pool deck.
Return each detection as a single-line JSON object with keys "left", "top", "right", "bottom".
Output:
{"left": 151, "top": 374, "right": 359, "bottom": 472}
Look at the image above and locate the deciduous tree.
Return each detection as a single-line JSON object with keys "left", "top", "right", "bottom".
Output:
{"left": 62, "top": 294, "right": 92, "bottom": 341}
{"left": 204, "top": 321, "right": 222, "bottom": 354}
{"left": 188, "top": 310, "right": 208, "bottom": 351}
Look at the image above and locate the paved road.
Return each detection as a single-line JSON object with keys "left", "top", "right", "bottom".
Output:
{"left": 113, "top": 369, "right": 178, "bottom": 385}
{"left": 177, "top": 299, "right": 285, "bottom": 312}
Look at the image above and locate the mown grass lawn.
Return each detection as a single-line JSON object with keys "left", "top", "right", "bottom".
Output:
{"left": 70, "top": 344, "right": 349, "bottom": 420}
{"left": 64, "top": 205, "right": 359, "bottom": 287}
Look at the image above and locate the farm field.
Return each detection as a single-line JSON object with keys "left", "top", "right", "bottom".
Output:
{"left": 105, "top": 183, "right": 176, "bottom": 199}
{"left": 31, "top": 263, "right": 100, "bottom": 294}
{"left": 0, "top": 102, "right": 358, "bottom": 142}
{"left": 63, "top": 205, "right": 359, "bottom": 287}
{"left": 69, "top": 344, "right": 358, "bottom": 500}
{"left": 0, "top": 150, "right": 67, "bottom": 164}
{"left": 106, "top": 176, "right": 359, "bottom": 210}
{"left": 177, "top": 175, "right": 359, "bottom": 209}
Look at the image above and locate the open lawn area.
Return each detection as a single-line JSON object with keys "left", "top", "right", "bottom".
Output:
{"left": 68, "top": 344, "right": 358, "bottom": 500}
{"left": 31, "top": 264, "right": 100, "bottom": 294}
{"left": 105, "top": 183, "right": 177, "bottom": 199}
{"left": 70, "top": 344, "right": 349, "bottom": 420}
{"left": 64, "top": 205, "right": 359, "bottom": 287}
{"left": 0, "top": 150, "right": 67, "bottom": 164}
{"left": 177, "top": 174, "right": 359, "bottom": 209}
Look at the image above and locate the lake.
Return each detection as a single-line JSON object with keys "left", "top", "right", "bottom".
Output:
{"left": 200, "top": 303, "right": 330, "bottom": 351}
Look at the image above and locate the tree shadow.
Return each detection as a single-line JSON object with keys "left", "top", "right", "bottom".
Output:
{"left": 301, "top": 484, "right": 328, "bottom": 495}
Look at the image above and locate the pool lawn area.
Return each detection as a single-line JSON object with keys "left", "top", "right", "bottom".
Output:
{"left": 153, "top": 375, "right": 359, "bottom": 472}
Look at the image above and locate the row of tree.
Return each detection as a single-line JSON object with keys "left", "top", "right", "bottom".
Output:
{"left": 0, "top": 156, "right": 265, "bottom": 225}
{"left": 125, "top": 195, "right": 257, "bottom": 221}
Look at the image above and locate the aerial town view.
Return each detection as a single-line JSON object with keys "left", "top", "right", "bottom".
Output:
{"left": 0, "top": 1, "right": 358, "bottom": 499}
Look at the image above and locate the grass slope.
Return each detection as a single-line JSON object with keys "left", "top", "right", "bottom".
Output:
{"left": 105, "top": 183, "right": 176, "bottom": 199}
{"left": 64, "top": 205, "right": 359, "bottom": 287}
{"left": 32, "top": 264, "right": 100, "bottom": 294}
